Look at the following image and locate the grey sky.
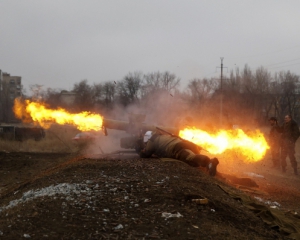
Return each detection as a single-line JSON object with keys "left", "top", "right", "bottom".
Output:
{"left": 1, "top": 1, "right": 300, "bottom": 92}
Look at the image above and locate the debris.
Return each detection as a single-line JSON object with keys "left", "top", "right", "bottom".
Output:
{"left": 161, "top": 212, "right": 183, "bottom": 219}
{"left": 192, "top": 198, "right": 208, "bottom": 205}
{"left": 211, "top": 209, "right": 215, "bottom": 212}
{"left": 24, "top": 234, "right": 31, "bottom": 238}
{"left": 114, "top": 224, "right": 123, "bottom": 230}
{"left": 254, "top": 197, "right": 281, "bottom": 207}
{"left": 245, "top": 172, "right": 264, "bottom": 178}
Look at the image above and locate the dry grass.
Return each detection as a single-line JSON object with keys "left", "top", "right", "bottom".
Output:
{"left": 0, "top": 124, "right": 80, "bottom": 153}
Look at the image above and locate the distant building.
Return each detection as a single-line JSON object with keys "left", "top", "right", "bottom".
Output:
{"left": 0, "top": 70, "right": 22, "bottom": 123}
{"left": 60, "top": 90, "right": 76, "bottom": 106}
{"left": 2, "top": 72, "right": 22, "bottom": 99}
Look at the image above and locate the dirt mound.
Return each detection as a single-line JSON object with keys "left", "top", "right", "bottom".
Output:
{"left": 0, "top": 152, "right": 297, "bottom": 239}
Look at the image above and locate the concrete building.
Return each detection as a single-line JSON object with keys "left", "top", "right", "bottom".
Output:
{"left": 60, "top": 90, "right": 76, "bottom": 106}
{"left": 2, "top": 72, "right": 22, "bottom": 99}
{"left": 0, "top": 71, "right": 22, "bottom": 122}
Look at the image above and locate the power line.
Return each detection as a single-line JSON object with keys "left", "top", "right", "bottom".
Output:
{"left": 232, "top": 45, "right": 300, "bottom": 59}
{"left": 268, "top": 62, "right": 300, "bottom": 70}
{"left": 266, "top": 57, "right": 300, "bottom": 67}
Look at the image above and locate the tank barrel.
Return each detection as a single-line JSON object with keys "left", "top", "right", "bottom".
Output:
{"left": 102, "top": 117, "right": 179, "bottom": 152}
{"left": 102, "top": 118, "right": 130, "bottom": 131}
{"left": 102, "top": 118, "right": 178, "bottom": 135}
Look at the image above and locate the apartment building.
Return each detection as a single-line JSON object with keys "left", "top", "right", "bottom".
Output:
{"left": 0, "top": 70, "right": 22, "bottom": 122}
{"left": 2, "top": 72, "right": 22, "bottom": 99}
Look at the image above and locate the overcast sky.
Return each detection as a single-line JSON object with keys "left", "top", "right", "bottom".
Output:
{"left": 1, "top": 1, "right": 300, "bottom": 92}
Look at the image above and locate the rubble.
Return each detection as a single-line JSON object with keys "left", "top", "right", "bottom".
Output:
{"left": 254, "top": 196, "right": 281, "bottom": 207}
{"left": 161, "top": 212, "right": 183, "bottom": 219}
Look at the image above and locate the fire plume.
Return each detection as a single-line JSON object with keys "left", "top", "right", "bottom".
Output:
{"left": 179, "top": 127, "right": 269, "bottom": 162}
{"left": 13, "top": 99, "right": 103, "bottom": 131}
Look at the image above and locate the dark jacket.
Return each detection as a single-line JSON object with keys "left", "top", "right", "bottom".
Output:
{"left": 269, "top": 124, "right": 281, "bottom": 147}
{"left": 140, "top": 134, "right": 182, "bottom": 158}
{"left": 281, "top": 120, "right": 300, "bottom": 143}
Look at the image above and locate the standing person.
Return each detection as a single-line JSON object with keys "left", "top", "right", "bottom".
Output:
{"left": 268, "top": 117, "right": 281, "bottom": 169}
{"left": 140, "top": 131, "right": 219, "bottom": 176}
{"left": 281, "top": 114, "right": 300, "bottom": 175}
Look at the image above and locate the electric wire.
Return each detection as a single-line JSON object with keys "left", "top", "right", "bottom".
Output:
{"left": 231, "top": 45, "right": 300, "bottom": 60}
{"left": 265, "top": 57, "right": 300, "bottom": 67}
{"left": 267, "top": 62, "right": 300, "bottom": 70}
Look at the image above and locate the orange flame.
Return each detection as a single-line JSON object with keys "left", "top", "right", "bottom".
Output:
{"left": 179, "top": 127, "right": 269, "bottom": 162}
{"left": 13, "top": 99, "right": 103, "bottom": 131}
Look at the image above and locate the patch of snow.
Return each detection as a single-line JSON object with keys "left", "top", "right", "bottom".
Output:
{"left": 245, "top": 172, "right": 264, "bottom": 178}
{"left": 161, "top": 212, "right": 183, "bottom": 218}
{"left": 254, "top": 196, "right": 281, "bottom": 207}
{"left": 0, "top": 183, "right": 91, "bottom": 212}
{"left": 114, "top": 224, "right": 123, "bottom": 230}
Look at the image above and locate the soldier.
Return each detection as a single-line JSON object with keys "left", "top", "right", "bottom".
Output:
{"left": 281, "top": 114, "right": 300, "bottom": 175}
{"left": 268, "top": 117, "right": 281, "bottom": 169}
{"left": 140, "top": 131, "right": 219, "bottom": 176}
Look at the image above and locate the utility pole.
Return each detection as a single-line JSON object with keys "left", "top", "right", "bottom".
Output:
{"left": 217, "top": 58, "right": 227, "bottom": 128}
{"left": 220, "top": 58, "right": 223, "bottom": 127}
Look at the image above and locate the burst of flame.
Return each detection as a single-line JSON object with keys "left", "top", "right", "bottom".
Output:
{"left": 179, "top": 127, "right": 269, "bottom": 162}
{"left": 13, "top": 99, "right": 103, "bottom": 131}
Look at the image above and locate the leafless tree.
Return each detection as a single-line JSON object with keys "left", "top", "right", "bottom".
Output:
{"left": 143, "top": 71, "right": 180, "bottom": 94}
{"left": 102, "top": 82, "right": 116, "bottom": 106}
{"left": 92, "top": 83, "right": 103, "bottom": 104}
{"left": 29, "top": 84, "right": 44, "bottom": 100}
{"left": 72, "top": 80, "right": 93, "bottom": 111}
{"left": 44, "top": 88, "right": 62, "bottom": 108}
{"left": 187, "top": 78, "right": 217, "bottom": 103}
{"left": 275, "top": 71, "right": 300, "bottom": 120}
{"left": 117, "top": 72, "right": 143, "bottom": 105}
{"left": 161, "top": 71, "right": 180, "bottom": 92}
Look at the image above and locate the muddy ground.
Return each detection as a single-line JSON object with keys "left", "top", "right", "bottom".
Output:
{"left": 0, "top": 151, "right": 300, "bottom": 239}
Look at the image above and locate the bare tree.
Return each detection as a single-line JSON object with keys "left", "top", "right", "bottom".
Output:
{"left": 161, "top": 71, "right": 180, "bottom": 92}
{"left": 29, "top": 84, "right": 44, "bottom": 100}
{"left": 143, "top": 71, "right": 180, "bottom": 94}
{"left": 92, "top": 83, "right": 103, "bottom": 104}
{"left": 44, "top": 88, "right": 62, "bottom": 108}
{"left": 187, "top": 78, "right": 217, "bottom": 104}
{"left": 275, "top": 71, "right": 300, "bottom": 120}
{"left": 117, "top": 72, "right": 143, "bottom": 105}
{"left": 72, "top": 80, "right": 93, "bottom": 111}
{"left": 102, "top": 81, "right": 116, "bottom": 106}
